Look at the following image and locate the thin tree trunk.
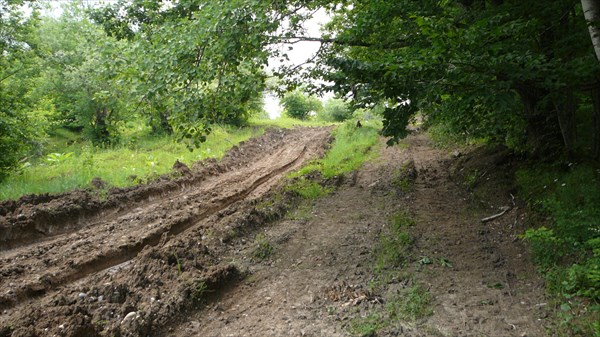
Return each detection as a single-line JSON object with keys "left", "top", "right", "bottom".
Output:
{"left": 582, "top": 0, "right": 600, "bottom": 61}
{"left": 554, "top": 90, "right": 577, "bottom": 158}
{"left": 592, "top": 87, "right": 600, "bottom": 159}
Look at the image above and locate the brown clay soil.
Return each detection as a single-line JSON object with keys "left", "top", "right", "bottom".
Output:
{"left": 0, "top": 127, "right": 332, "bottom": 336}
{"left": 0, "top": 128, "right": 552, "bottom": 337}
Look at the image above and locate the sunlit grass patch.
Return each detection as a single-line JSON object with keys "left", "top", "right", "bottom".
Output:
{"left": 0, "top": 125, "right": 263, "bottom": 200}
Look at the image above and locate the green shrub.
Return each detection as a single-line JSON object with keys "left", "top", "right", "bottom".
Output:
{"left": 317, "top": 98, "right": 353, "bottom": 122}
{"left": 518, "top": 164, "right": 600, "bottom": 335}
{"left": 280, "top": 90, "right": 322, "bottom": 120}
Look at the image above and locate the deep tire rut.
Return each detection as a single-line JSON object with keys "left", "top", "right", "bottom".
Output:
{"left": 0, "top": 128, "right": 330, "bottom": 324}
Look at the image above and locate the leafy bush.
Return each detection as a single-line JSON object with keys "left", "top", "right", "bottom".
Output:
{"left": 518, "top": 164, "right": 600, "bottom": 334}
{"left": 281, "top": 90, "right": 322, "bottom": 120}
{"left": 317, "top": 98, "right": 353, "bottom": 122}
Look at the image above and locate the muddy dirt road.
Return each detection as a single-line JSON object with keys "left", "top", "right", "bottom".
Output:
{"left": 0, "top": 127, "right": 332, "bottom": 336}
{"left": 0, "top": 127, "right": 550, "bottom": 337}
{"left": 171, "top": 133, "right": 550, "bottom": 337}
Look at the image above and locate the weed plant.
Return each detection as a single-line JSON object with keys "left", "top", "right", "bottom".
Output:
{"left": 517, "top": 164, "right": 600, "bottom": 336}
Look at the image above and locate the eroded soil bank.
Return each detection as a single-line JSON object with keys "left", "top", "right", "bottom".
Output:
{"left": 0, "top": 127, "right": 332, "bottom": 336}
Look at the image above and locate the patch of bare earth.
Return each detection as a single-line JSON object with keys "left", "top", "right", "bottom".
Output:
{"left": 172, "top": 132, "right": 550, "bottom": 337}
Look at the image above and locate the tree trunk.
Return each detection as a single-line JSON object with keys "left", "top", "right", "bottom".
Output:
{"left": 581, "top": 1, "right": 600, "bottom": 159}
{"left": 554, "top": 90, "right": 577, "bottom": 158}
{"left": 592, "top": 86, "right": 600, "bottom": 159}
{"left": 582, "top": 0, "right": 600, "bottom": 61}
{"left": 515, "top": 83, "right": 563, "bottom": 157}
{"left": 94, "top": 107, "right": 111, "bottom": 143}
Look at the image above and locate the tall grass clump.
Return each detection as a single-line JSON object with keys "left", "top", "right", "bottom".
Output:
{"left": 0, "top": 125, "right": 262, "bottom": 201}
{"left": 517, "top": 164, "right": 600, "bottom": 336}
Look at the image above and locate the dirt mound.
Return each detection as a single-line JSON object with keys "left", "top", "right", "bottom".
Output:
{"left": 0, "top": 127, "right": 332, "bottom": 336}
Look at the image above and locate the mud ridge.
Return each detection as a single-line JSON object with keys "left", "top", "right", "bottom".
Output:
{"left": 0, "top": 128, "right": 307, "bottom": 251}
{"left": 0, "top": 145, "right": 310, "bottom": 311}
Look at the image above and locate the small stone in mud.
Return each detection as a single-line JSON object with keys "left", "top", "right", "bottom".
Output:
{"left": 78, "top": 292, "right": 86, "bottom": 299}
{"left": 16, "top": 213, "right": 26, "bottom": 220}
{"left": 91, "top": 177, "right": 107, "bottom": 189}
{"left": 121, "top": 311, "right": 137, "bottom": 325}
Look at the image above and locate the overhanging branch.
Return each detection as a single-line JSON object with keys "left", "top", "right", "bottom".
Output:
{"left": 268, "top": 35, "right": 368, "bottom": 46}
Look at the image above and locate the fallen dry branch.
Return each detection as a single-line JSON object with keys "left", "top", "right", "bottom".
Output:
{"left": 481, "top": 206, "right": 511, "bottom": 223}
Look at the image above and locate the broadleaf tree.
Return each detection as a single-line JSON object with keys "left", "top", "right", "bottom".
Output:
{"left": 0, "top": 0, "right": 43, "bottom": 180}
{"left": 311, "top": 0, "right": 600, "bottom": 158}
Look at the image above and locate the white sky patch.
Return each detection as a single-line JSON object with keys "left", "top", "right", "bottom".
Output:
{"left": 265, "top": 8, "right": 332, "bottom": 119}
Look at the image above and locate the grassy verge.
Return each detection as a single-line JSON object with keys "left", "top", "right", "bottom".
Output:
{"left": 0, "top": 125, "right": 263, "bottom": 201}
{"left": 350, "top": 210, "right": 432, "bottom": 336}
{"left": 248, "top": 116, "right": 334, "bottom": 129}
{"left": 289, "top": 120, "right": 381, "bottom": 181}
{"left": 427, "top": 123, "right": 488, "bottom": 150}
{"left": 517, "top": 164, "right": 600, "bottom": 336}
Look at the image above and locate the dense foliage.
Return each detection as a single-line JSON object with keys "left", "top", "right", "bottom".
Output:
{"left": 280, "top": 90, "right": 322, "bottom": 120}
{"left": 315, "top": 0, "right": 600, "bottom": 158}
{"left": 0, "top": 0, "right": 41, "bottom": 180}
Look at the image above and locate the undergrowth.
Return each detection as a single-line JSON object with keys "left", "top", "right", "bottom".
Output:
{"left": 0, "top": 125, "right": 263, "bottom": 201}
{"left": 517, "top": 164, "right": 600, "bottom": 336}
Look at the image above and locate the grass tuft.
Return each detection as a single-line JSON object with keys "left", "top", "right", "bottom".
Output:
{"left": 252, "top": 233, "right": 274, "bottom": 260}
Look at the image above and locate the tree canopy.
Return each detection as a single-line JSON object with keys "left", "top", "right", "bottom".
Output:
{"left": 2, "top": 0, "right": 600, "bottom": 181}
{"left": 313, "top": 0, "right": 600, "bottom": 158}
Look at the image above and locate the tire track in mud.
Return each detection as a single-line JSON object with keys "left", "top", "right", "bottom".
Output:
{"left": 0, "top": 128, "right": 314, "bottom": 251}
{"left": 0, "top": 128, "right": 330, "bottom": 314}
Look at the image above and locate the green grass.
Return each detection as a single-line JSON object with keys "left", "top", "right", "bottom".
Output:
{"left": 290, "top": 120, "right": 381, "bottom": 180}
{"left": 374, "top": 211, "right": 414, "bottom": 274}
{"left": 283, "top": 119, "right": 380, "bottom": 201}
{"left": 0, "top": 125, "right": 263, "bottom": 200}
{"left": 319, "top": 121, "right": 381, "bottom": 178}
{"left": 517, "top": 163, "right": 600, "bottom": 336}
{"left": 427, "top": 123, "right": 488, "bottom": 150}
{"left": 285, "top": 177, "right": 332, "bottom": 199}
{"left": 386, "top": 284, "right": 432, "bottom": 321}
{"left": 248, "top": 115, "right": 333, "bottom": 129}
{"left": 349, "top": 313, "right": 381, "bottom": 337}
{"left": 252, "top": 233, "right": 274, "bottom": 260}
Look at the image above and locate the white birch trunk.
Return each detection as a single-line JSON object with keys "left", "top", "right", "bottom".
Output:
{"left": 582, "top": 0, "right": 600, "bottom": 62}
